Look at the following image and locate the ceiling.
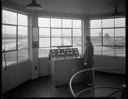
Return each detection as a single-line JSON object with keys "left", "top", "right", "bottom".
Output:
{"left": 3, "top": 0, "right": 126, "bottom": 15}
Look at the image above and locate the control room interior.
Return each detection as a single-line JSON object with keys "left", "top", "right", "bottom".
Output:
{"left": 2, "top": 0, "right": 126, "bottom": 98}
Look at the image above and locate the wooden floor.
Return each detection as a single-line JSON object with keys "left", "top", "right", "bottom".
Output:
{"left": 2, "top": 71, "right": 125, "bottom": 98}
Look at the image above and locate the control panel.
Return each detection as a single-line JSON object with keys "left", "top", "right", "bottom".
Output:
{"left": 49, "top": 48, "right": 79, "bottom": 58}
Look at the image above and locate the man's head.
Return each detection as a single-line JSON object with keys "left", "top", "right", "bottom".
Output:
{"left": 85, "top": 36, "right": 91, "bottom": 44}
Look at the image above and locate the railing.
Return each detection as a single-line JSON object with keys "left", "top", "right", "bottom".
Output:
{"left": 69, "top": 67, "right": 126, "bottom": 98}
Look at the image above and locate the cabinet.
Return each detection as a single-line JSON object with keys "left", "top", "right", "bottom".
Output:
{"left": 50, "top": 57, "right": 85, "bottom": 87}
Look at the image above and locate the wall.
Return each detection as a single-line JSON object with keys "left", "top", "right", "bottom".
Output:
{"left": 93, "top": 55, "right": 126, "bottom": 74}
{"left": 2, "top": 61, "right": 32, "bottom": 93}
{"left": 39, "top": 58, "right": 50, "bottom": 76}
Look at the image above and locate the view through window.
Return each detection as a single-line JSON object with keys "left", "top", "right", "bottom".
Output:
{"left": 2, "top": 9, "right": 29, "bottom": 69}
{"left": 90, "top": 17, "right": 125, "bottom": 57}
{"left": 38, "top": 17, "right": 82, "bottom": 57}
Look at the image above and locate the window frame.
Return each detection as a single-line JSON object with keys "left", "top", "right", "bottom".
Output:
{"left": 2, "top": 9, "right": 29, "bottom": 69}
{"left": 90, "top": 17, "right": 125, "bottom": 57}
{"left": 38, "top": 17, "right": 83, "bottom": 57}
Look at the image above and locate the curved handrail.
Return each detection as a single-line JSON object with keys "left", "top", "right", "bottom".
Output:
{"left": 69, "top": 67, "right": 124, "bottom": 97}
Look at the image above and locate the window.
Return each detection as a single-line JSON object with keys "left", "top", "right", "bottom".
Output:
{"left": 2, "top": 9, "right": 29, "bottom": 69}
{"left": 90, "top": 17, "right": 125, "bottom": 57}
{"left": 38, "top": 17, "right": 82, "bottom": 57}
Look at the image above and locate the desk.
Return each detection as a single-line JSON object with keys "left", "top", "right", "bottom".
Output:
{"left": 50, "top": 57, "right": 86, "bottom": 87}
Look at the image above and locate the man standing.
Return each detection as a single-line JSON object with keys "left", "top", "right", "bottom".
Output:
{"left": 83, "top": 36, "right": 94, "bottom": 84}
{"left": 83, "top": 36, "right": 94, "bottom": 68}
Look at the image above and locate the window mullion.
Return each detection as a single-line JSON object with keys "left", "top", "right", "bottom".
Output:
{"left": 16, "top": 13, "right": 18, "bottom": 63}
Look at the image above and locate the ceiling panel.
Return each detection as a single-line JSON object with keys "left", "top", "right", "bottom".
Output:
{"left": 3, "top": 0, "right": 126, "bottom": 15}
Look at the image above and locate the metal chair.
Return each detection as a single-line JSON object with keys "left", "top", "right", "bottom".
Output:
{"left": 69, "top": 67, "right": 126, "bottom": 98}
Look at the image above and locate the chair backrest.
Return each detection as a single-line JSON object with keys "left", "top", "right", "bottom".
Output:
{"left": 69, "top": 67, "right": 125, "bottom": 97}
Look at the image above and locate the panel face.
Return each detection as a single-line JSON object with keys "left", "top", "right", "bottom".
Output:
{"left": 49, "top": 48, "right": 80, "bottom": 57}
{"left": 71, "top": 59, "right": 85, "bottom": 83}
{"left": 55, "top": 60, "right": 72, "bottom": 85}
{"left": 51, "top": 58, "right": 85, "bottom": 86}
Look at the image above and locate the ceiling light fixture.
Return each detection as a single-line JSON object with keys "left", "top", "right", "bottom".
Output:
{"left": 112, "top": 5, "right": 120, "bottom": 16}
{"left": 26, "top": 0, "right": 42, "bottom": 10}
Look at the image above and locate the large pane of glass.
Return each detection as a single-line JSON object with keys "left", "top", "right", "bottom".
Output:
{"left": 115, "top": 28, "right": 125, "bottom": 47}
{"left": 51, "top": 18, "right": 61, "bottom": 27}
{"left": 18, "top": 14, "right": 28, "bottom": 26}
{"left": 18, "top": 49, "right": 28, "bottom": 62}
{"left": 115, "top": 18, "right": 125, "bottom": 27}
{"left": 18, "top": 26, "right": 28, "bottom": 37}
{"left": 62, "top": 37, "right": 72, "bottom": 46}
{"left": 94, "top": 46, "right": 102, "bottom": 55}
{"left": 102, "top": 46, "right": 114, "bottom": 56}
{"left": 38, "top": 48, "right": 50, "bottom": 57}
{"left": 102, "top": 19, "right": 114, "bottom": 28}
{"left": 2, "top": 53, "right": 5, "bottom": 68}
{"left": 51, "top": 38, "right": 61, "bottom": 46}
{"left": 62, "top": 29, "right": 71, "bottom": 37}
{"left": 39, "top": 38, "right": 50, "bottom": 47}
{"left": 38, "top": 17, "right": 50, "bottom": 27}
{"left": 18, "top": 38, "right": 28, "bottom": 49}
{"left": 103, "top": 29, "right": 114, "bottom": 46}
{"left": 39, "top": 28, "right": 50, "bottom": 37}
{"left": 73, "top": 29, "right": 81, "bottom": 37}
{"left": 3, "top": 25, "right": 16, "bottom": 35}
{"left": 90, "top": 19, "right": 101, "bottom": 28}
{"left": 2, "top": 10, "right": 17, "bottom": 24}
{"left": 5, "top": 51, "right": 17, "bottom": 65}
{"left": 62, "top": 19, "right": 72, "bottom": 28}
{"left": 73, "top": 20, "right": 81, "bottom": 28}
{"left": 3, "top": 25, "right": 16, "bottom": 51}
{"left": 51, "top": 29, "right": 61, "bottom": 37}
{"left": 90, "top": 29, "right": 102, "bottom": 45}
{"left": 73, "top": 37, "right": 82, "bottom": 46}
{"left": 115, "top": 47, "right": 125, "bottom": 57}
